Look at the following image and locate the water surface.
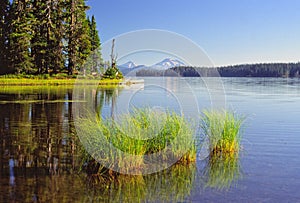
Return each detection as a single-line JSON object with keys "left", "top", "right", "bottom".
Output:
{"left": 0, "top": 78, "right": 300, "bottom": 202}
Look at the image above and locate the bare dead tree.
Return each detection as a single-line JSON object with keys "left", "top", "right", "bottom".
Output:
{"left": 110, "top": 39, "right": 117, "bottom": 69}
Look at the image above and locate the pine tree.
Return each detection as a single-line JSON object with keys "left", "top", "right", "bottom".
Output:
{"left": 89, "top": 15, "right": 102, "bottom": 73}
{"left": 89, "top": 16, "right": 100, "bottom": 52}
{"left": 31, "top": 0, "right": 48, "bottom": 74}
{"left": 1, "top": 0, "right": 102, "bottom": 76}
{"left": 66, "top": 0, "right": 91, "bottom": 75}
{"left": 31, "top": 0, "right": 65, "bottom": 74}
{"left": 49, "top": 0, "right": 65, "bottom": 74}
{"left": 10, "top": 0, "right": 35, "bottom": 74}
{"left": 0, "top": 0, "right": 10, "bottom": 74}
{"left": 77, "top": 12, "right": 91, "bottom": 70}
{"left": 81, "top": 15, "right": 102, "bottom": 75}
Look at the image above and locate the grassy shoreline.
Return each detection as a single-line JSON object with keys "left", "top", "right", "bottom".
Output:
{"left": 0, "top": 78, "right": 129, "bottom": 86}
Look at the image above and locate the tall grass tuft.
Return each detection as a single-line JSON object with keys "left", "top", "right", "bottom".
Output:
{"left": 76, "top": 108, "right": 196, "bottom": 176}
{"left": 200, "top": 110, "right": 244, "bottom": 155}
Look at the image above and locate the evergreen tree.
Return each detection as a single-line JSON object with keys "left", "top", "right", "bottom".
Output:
{"left": 89, "top": 15, "right": 102, "bottom": 73}
{"left": 31, "top": 0, "right": 48, "bottom": 74}
{"left": 49, "top": 0, "right": 65, "bottom": 74}
{"left": 1, "top": 0, "right": 102, "bottom": 76}
{"left": 77, "top": 12, "right": 91, "bottom": 69}
{"left": 10, "top": 0, "right": 35, "bottom": 74}
{"left": 81, "top": 15, "right": 102, "bottom": 75}
{"left": 31, "top": 0, "right": 65, "bottom": 74}
{"left": 66, "top": 0, "right": 91, "bottom": 75}
{"left": 0, "top": 0, "right": 10, "bottom": 74}
{"left": 89, "top": 16, "right": 100, "bottom": 52}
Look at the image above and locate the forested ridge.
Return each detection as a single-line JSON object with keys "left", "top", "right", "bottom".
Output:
{"left": 0, "top": 0, "right": 102, "bottom": 75}
{"left": 136, "top": 62, "right": 300, "bottom": 78}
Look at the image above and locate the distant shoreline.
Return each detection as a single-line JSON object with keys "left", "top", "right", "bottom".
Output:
{"left": 135, "top": 62, "right": 300, "bottom": 78}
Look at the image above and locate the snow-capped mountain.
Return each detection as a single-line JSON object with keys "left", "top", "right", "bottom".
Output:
{"left": 151, "top": 58, "right": 186, "bottom": 70}
{"left": 117, "top": 61, "right": 146, "bottom": 75}
{"left": 154, "top": 58, "right": 186, "bottom": 68}
{"left": 118, "top": 61, "right": 137, "bottom": 69}
{"left": 117, "top": 58, "right": 185, "bottom": 75}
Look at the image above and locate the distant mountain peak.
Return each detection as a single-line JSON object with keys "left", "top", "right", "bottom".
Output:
{"left": 118, "top": 61, "right": 137, "bottom": 69}
{"left": 152, "top": 58, "right": 186, "bottom": 70}
{"left": 117, "top": 58, "right": 186, "bottom": 74}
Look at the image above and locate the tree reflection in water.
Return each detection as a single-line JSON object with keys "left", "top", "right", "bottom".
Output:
{"left": 0, "top": 86, "right": 121, "bottom": 202}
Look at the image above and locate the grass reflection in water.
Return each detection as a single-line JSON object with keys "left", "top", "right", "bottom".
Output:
{"left": 201, "top": 152, "right": 242, "bottom": 191}
{"left": 85, "top": 163, "right": 196, "bottom": 202}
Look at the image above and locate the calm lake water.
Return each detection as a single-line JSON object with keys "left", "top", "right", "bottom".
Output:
{"left": 0, "top": 77, "right": 300, "bottom": 202}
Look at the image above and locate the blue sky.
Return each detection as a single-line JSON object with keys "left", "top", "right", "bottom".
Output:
{"left": 86, "top": 0, "right": 300, "bottom": 66}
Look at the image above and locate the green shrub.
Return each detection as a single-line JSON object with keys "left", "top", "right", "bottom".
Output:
{"left": 103, "top": 67, "right": 123, "bottom": 79}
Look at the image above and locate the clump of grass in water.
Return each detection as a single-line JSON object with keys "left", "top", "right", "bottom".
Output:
{"left": 200, "top": 110, "right": 244, "bottom": 155}
{"left": 77, "top": 108, "right": 196, "bottom": 176}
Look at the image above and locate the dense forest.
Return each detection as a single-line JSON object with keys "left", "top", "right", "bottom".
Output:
{"left": 136, "top": 63, "right": 300, "bottom": 78}
{"left": 0, "top": 0, "right": 102, "bottom": 75}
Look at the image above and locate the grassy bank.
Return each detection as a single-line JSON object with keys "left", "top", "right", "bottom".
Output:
{"left": 0, "top": 74, "right": 129, "bottom": 86}
{"left": 0, "top": 78, "right": 126, "bottom": 86}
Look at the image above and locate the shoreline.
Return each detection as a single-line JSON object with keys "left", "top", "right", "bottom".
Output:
{"left": 0, "top": 78, "right": 144, "bottom": 86}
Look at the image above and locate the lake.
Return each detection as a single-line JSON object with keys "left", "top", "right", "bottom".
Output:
{"left": 0, "top": 77, "right": 300, "bottom": 202}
